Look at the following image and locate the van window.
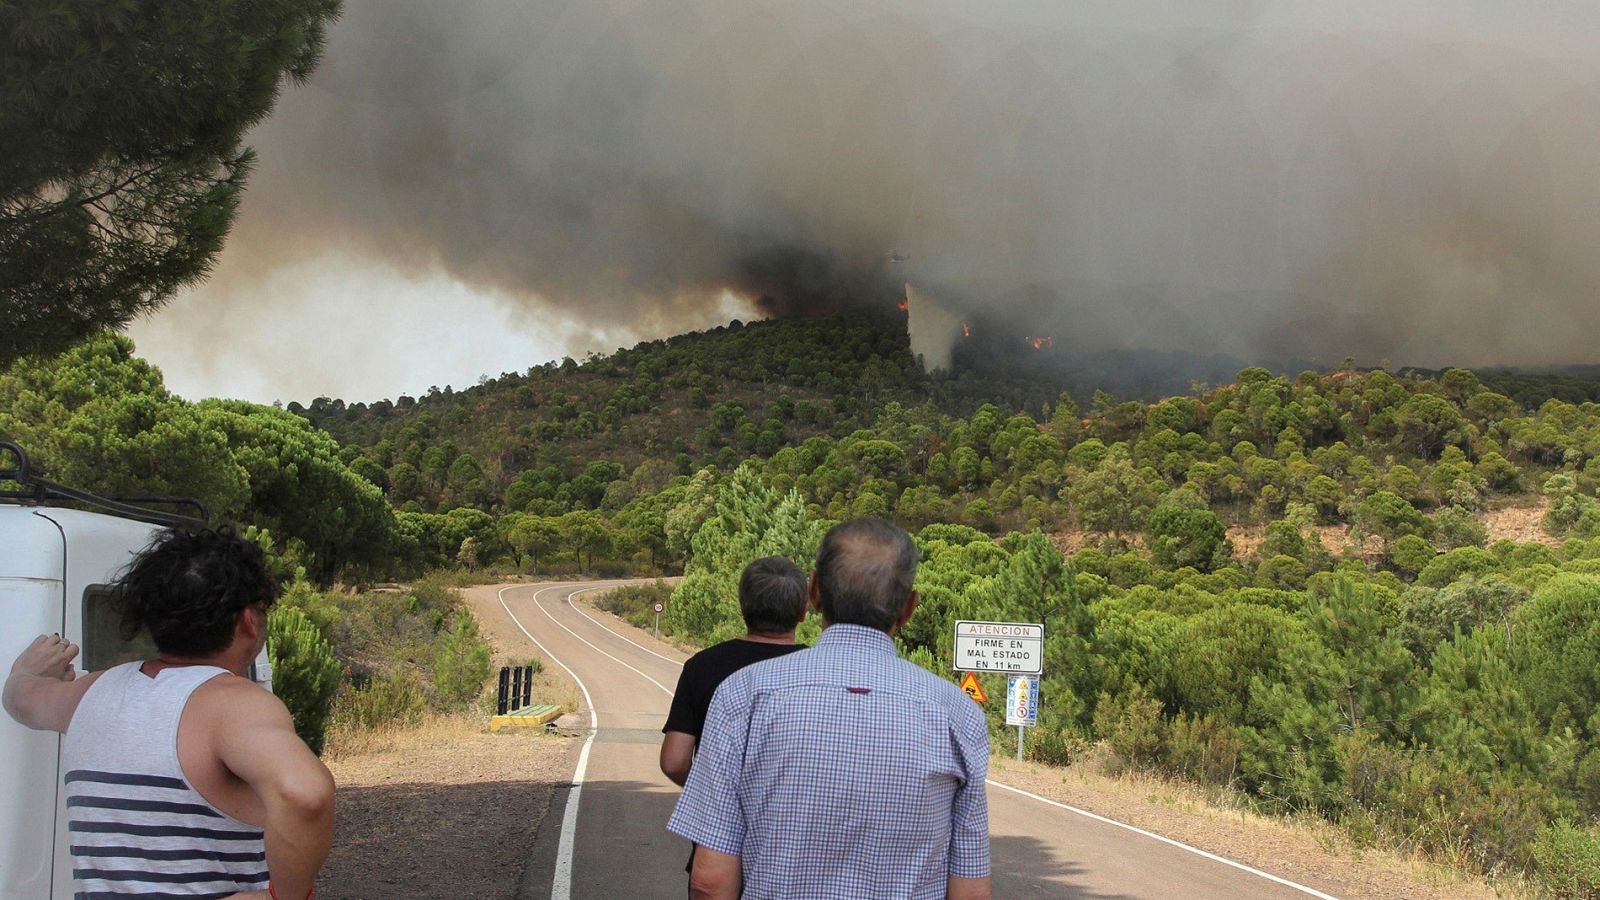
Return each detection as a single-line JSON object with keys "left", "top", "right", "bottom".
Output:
{"left": 81, "top": 584, "right": 156, "bottom": 670}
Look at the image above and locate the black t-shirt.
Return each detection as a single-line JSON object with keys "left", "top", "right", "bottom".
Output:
{"left": 666, "top": 638, "right": 805, "bottom": 875}
{"left": 663, "top": 638, "right": 806, "bottom": 745}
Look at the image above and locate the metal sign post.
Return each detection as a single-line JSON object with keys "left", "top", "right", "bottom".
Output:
{"left": 653, "top": 602, "right": 664, "bottom": 639}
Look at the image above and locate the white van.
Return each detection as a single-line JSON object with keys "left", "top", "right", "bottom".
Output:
{"left": 0, "top": 444, "right": 272, "bottom": 899}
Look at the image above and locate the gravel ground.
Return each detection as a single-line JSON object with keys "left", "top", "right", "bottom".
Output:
{"left": 317, "top": 715, "right": 578, "bottom": 900}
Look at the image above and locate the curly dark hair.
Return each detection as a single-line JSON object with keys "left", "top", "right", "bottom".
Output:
{"left": 116, "top": 525, "right": 280, "bottom": 657}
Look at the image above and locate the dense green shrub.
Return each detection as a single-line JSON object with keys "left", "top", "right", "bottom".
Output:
{"left": 1256, "top": 555, "right": 1308, "bottom": 590}
{"left": 1354, "top": 491, "right": 1430, "bottom": 543}
{"left": 430, "top": 611, "right": 492, "bottom": 708}
{"left": 333, "top": 669, "right": 427, "bottom": 731}
{"left": 406, "top": 572, "right": 473, "bottom": 623}
{"left": 1513, "top": 574, "right": 1600, "bottom": 738}
{"left": 1146, "top": 505, "right": 1227, "bottom": 571}
{"left": 1260, "top": 521, "right": 1307, "bottom": 561}
{"left": 1389, "top": 534, "right": 1436, "bottom": 576}
{"left": 1416, "top": 547, "right": 1500, "bottom": 588}
{"left": 1398, "top": 577, "right": 1526, "bottom": 661}
{"left": 1165, "top": 712, "right": 1241, "bottom": 785}
{"left": 1029, "top": 726, "right": 1091, "bottom": 767}
{"left": 278, "top": 577, "right": 340, "bottom": 635}
{"left": 1093, "top": 683, "right": 1164, "bottom": 771}
{"left": 267, "top": 606, "right": 341, "bottom": 754}
{"left": 1107, "top": 552, "right": 1153, "bottom": 588}
{"left": 1431, "top": 505, "right": 1487, "bottom": 549}
{"left": 599, "top": 580, "right": 676, "bottom": 631}
{"left": 1536, "top": 822, "right": 1600, "bottom": 899}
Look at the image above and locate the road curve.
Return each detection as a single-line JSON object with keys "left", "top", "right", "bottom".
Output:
{"left": 486, "top": 580, "right": 1341, "bottom": 900}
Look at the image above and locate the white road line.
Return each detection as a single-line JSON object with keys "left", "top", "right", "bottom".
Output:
{"left": 985, "top": 780, "right": 1340, "bottom": 899}
{"left": 496, "top": 584, "right": 598, "bottom": 900}
{"left": 563, "top": 585, "right": 686, "bottom": 665}
{"left": 565, "top": 584, "right": 1343, "bottom": 900}
{"left": 531, "top": 586, "right": 675, "bottom": 695}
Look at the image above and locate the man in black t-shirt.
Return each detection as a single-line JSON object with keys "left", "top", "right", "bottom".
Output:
{"left": 660, "top": 556, "right": 808, "bottom": 874}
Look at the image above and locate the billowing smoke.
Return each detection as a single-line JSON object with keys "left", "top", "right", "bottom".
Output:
{"left": 187, "top": 0, "right": 1600, "bottom": 378}
{"left": 905, "top": 283, "right": 960, "bottom": 372}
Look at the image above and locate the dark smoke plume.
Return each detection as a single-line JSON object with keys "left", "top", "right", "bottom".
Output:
{"left": 177, "top": 0, "right": 1600, "bottom": 379}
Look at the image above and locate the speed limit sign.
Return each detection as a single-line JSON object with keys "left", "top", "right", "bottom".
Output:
{"left": 653, "top": 602, "right": 664, "bottom": 612}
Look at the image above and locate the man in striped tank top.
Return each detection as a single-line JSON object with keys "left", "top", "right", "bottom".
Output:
{"left": 4, "top": 526, "right": 335, "bottom": 900}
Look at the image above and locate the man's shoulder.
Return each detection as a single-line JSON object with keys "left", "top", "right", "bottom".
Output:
{"left": 890, "top": 655, "right": 980, "bottom": 713}
{"left": 686, "top": 638, "right": 751, "bottom": 663}
{"left": 687, "top": 639, "right": 804, "bottom": 672}
{"left": 189, "top": 672, "right": 290, "bottom": 723}
{"left": 708, "top": 644, "right": 813, "bottom": 698}
{"left": 858, "top": 654, "right": 988, "bottom": 737}
{"left": 683, "top": 638, "right": 752, "bottom": 675}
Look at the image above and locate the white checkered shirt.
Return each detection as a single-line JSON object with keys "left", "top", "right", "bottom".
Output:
{"left": 667, "top": 623, "right": 991, "bottom": 899}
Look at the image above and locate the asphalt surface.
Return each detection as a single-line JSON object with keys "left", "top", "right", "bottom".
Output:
{"left": 489, "top": 581, "right": 1340, "bottom": 900}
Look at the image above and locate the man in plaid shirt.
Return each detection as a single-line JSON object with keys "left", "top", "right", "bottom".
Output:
{"left": 668, "top": 517, "right": 992, "bottom": 899}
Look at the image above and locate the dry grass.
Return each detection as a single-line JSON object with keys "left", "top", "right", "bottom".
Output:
{"left": 1225, "top": 521, "right": 1385, "bottom": 561}
{"left": 1052, "top": 497, "right": 1560, "bottom": 567}
{"left": 324, "top": 710, "right": 486, "bottom": 761}
{"left": 1481, "top": 498, "right": 1559, "bottom": 547}
{"left": 990, "top": 753, "right": 1541, "bottom": 900}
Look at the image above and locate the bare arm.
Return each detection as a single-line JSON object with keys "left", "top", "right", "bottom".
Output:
{"left": 3, "top": 635, "right": 98, "bottom": 733}
{"left": 689, "top": 845, "right": 742, "bottom": 900}
{"left": 948, "top": 875, "right": 992, "bottom": 900}
{"left": 660, "top": 730, "right": 695, "bottom": 786}
{"left": 212, "top": 685, "right": 335, "bottom": 900}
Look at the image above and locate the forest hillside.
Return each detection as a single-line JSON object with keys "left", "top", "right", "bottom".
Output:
{"left": 9, "top": 321, "right": 1600, "bottom": 892}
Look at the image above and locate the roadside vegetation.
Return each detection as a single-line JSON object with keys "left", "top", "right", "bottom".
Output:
{"left": 634, "top": 464, "right": 1600, "bottom": 896}
{"left": 11, "top": 319, "right": 1600, "bottom": 894}
{"left": 267, "top": 568, "right": 493, "bottom": 754}
{"left": 597, "top": 580, "right": 676, "bottom": 633}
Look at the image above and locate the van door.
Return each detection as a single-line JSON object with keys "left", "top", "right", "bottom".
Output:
{"left": 0, "top": 512, "right": 67, "bottom": 900}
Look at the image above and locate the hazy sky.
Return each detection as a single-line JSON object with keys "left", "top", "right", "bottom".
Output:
{"left": 128, "top": 0, "right": 1600, "bottom": 404}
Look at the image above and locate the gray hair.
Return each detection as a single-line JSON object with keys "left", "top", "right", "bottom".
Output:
{"left": 814, "top": 518, "right": 919, "bottom": 632}
{"left": 738, "top": 556, "right": 808, "bottom": 633}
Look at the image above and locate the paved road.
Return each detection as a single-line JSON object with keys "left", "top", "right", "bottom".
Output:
{"left": 491, "top": 581, "right": 1340, "bottom": 900}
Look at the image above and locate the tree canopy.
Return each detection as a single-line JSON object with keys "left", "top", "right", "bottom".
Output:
{"left": 0, "top": 0, "right": 342, "bottom": 361}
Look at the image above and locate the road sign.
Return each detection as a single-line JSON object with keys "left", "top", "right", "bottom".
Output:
{"left": 652, "top": 603, "right": 663, "bottom": 612}
{"left": 1006, "top": 675, "right": 1039, "bottom": 727}
{"left": 958, "top": 671, "right": 987, "bottom": 703}
{"left": 953, "top": 621, "right": 1044, "bottom": 674}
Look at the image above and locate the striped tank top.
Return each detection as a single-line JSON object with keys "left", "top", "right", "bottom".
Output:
{"left": 63, "top": 662, "right": 269, "bottom": 900}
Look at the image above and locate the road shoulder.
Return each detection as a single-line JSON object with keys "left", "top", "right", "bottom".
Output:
{"left": 320, "top": 716, "right": 581, "bottom": 900}
{"left": 987, "top": 756, "right": 1503, "bottom": 900}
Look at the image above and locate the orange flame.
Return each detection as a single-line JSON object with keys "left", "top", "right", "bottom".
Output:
{"left": 1025, "top": 335, "right": 1055, "bottom": 350}
{"left": 897, "top": 298, "right": 908, "bottom": 312}
{"left": 961, "top": 321, "right": 971, "bottom": 337}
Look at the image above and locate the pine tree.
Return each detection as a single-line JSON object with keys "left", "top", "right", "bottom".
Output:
{"left": 267, "top": 604, "right": 340, "bottom": 754}
{"left": 1, "top": 0, "right": 343, "bottom": 360}
{"left": 663, "top": 464, "right": 816, "bottom": 643}
{"left": 431, "top": 612, "right": 492, "bottom": 709}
